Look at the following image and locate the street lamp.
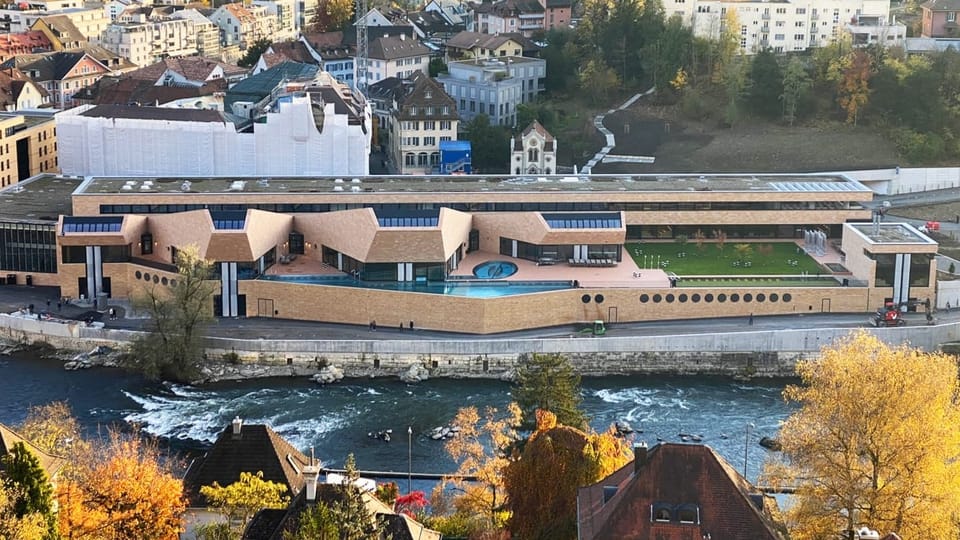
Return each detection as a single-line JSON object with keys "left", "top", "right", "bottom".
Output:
{"left": 743, "top": 422, "right": 755, "bottom": 480}
{"left": 407, "top": 426, "right": 413, "bottom": 493}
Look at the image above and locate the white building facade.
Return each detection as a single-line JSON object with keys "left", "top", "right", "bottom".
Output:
{"left": 509, "top": 120, "right": 555, "bottom": 175}
{"left": 101, "top": 17, "right": 198, "bottom": 67}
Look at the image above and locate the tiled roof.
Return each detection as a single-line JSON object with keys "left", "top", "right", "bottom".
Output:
{"left": 368, "top": 35, "right": 430, "bottom": 61}
{"left": 514, "top": 120, "right": 554, "bottom": 151}
{"left": 79, "top": 75, "right": 226, "bottom": 106}
{"left": 266, "top": 41, "right": 318, "bottom": 65}
{"left": 922, "top": 0, "right": 960, "bottom": 10}
{"left": 6, "top": 51, "right": 87, "bottom": 81}
{"left": 182, "top": 424, "right": 312, "bottom": 505}
{"left": 397, "top": 71, "right": 457, "bottom": 120}
{"left": 471, "top": 0, "right": 544, "bottom": 16}
{"left": 0, "top": 423, "right": 66, "bottom": 479}
{"left": 0, "top": 31, "right": 53, "bottom": 58}
{"left": 222, "top": 3, "right": 258, "bottom": 24}
{"left": 35, "top": 15, "right": 87, "bottom": 46}
{"left": 119, "top": 57, "right": 246, "bottom": 84}
{"left": 80, "top": 103, "right": 227, "bottom": 122}
{"left": 577, "top": 443, "right": 788, "bottom": 540}
{"left": 406, "top": 10, "right": 462, "bottom": 34}
{"left": 545, "top": 0, "right": 572, "bottom": 8}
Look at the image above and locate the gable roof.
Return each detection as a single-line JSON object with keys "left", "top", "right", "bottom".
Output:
{"left": 182, "top": 423, "right": 311, "bottom": 505}
{"left": 368, "top": 34, "right": 430, "bottom": 61}
{"left": 0, "top": 423, "right": 66, "bottom": 479}
{"left": 471, "top": 0, "right": 544, "bottom": 16}
{"left": 922, "top": 0, "right": 960, "bottom": 10}
{"left": 76, "top": 75, "right": 226, "bottom": 106}
{"left": 34, "top": 15, "right": 87, "bottom": 47}
{"left": 446, "top": 30, "right": 520, "bottom": 51}
{"left": 266, "top": 40, "right": 318, "bottom": 65}
{"left": 220, "top": 2, "right": 258, "bottom": 24}
{"left": 397, "top": 71, "right": 456, "bottom": 120}
{"left": 0, "top": 31, "right": 53, "bottom": 60}
{"left": 5, "top": 51, "right": 95, "bottom": 81}
{"left": 117, "top": 56, "right": 246, "bottom": 84}
{"left": 514, "top": 119, "right": 554, "bottom": 150}
{"left": 577, "top": 443, "right": 788, "bottom": 540}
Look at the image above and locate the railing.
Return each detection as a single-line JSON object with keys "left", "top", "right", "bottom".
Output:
{"left": 130, "top": 257, "right": 177, "bottom": 273}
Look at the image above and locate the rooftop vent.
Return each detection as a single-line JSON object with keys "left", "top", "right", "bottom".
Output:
{"left": 335, "top": 178, "right": 343, "bottom": 183}
{"left": 351, "top": 186, "right": 361, "bottom": 192}
{"left": 180, "top": 181, "right": 192, "bottom": 192}
{"left": 228, "top": 180, "right": 246, "bottom": 191}
{"left": 121, "top": 185, "right": 133, "bottom": 190}
{"left": 333, "top": 185, "right": 344, "bottom": 191}
{"left": 351, "top": 178, "right": 361, "bottom": 183}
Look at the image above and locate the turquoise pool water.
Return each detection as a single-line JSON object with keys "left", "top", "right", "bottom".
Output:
{"left": 260, "top": 274, "right": 571, "bottom": 298}
{"left": 473, "top": 260, "right": 519, "bottom": 279}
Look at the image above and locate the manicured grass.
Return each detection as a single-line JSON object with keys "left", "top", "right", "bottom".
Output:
{"left": 625, "top": 241, "right": 825, "bottom": 276}
{"left": 681, "top": 277, "right": 840, "bottom": 288}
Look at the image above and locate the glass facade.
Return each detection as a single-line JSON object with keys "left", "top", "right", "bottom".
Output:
{"left": 499, "top": 237, "right": 622, "bottom": 262}
{"left": 0, "top": 221, "right": 56, "bottom": 273}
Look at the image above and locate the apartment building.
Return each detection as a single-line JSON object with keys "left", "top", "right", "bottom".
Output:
{"left": 209, "top": 3, "right": 277, "bottom": 50}
{"left": 437, "top": 55, "right": 544, "bottom": 126}
{"left": 0, "top": 111, "right": 57, "bottom": 188}
{"left": 171, "top": 9, "right": 221, "bottom": 60}
{"left": 363, "top": 33, "right": 430, "bottom": 87}
{"left": 4, "top": 49, "right": 115, "bottom": 108}
{"left": 383, "top": 72, "right": 458, "bottom": 175}
{"left": 252, "top": 0, "right": 298, "bottom": 41}
{"left": 0, "top": 68, "right": 48, "bottom": 110}
{"left": 665, "top": 0, "right": 892, "bottom": 53}
{"left": 0, "top": 31, "right": 52, "bottom": 63}
{"left": 102, "top": 17, "right": 198, "bottom": 67}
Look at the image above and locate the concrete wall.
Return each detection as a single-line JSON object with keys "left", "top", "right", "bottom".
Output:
{"left": 3, "top": 313, "right": 959, "bottom": 380}
{"left": 844, "top": 167, "right": 960, "bottom": 195}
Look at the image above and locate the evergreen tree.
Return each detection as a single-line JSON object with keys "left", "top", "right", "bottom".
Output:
{"left": 461, "top": 115, "right": 510, "bottom": 173}
{"left": 512, "top": 353, "right": 587, "bottom": 431}
{"left": 331, "top": 454, "right": 375, "bottom": 540}
{"left": 1, "top": 443, "right": 53, "bottom": 523}
{"left": 237, "top": 38, "right": 272, "bottom": 68}
{"left": 747, "top": 49, "right": 783, "bottom": 118}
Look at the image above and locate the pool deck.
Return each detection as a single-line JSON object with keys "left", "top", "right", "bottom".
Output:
{"left": 452, "top": 251, "right": 671, "bottom": 288}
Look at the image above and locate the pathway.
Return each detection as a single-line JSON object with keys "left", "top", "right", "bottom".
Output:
{"left": 581, "top": 89, "right": 653, "bottom": 174}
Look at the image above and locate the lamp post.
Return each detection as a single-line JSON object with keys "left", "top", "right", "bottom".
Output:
{"left": 407, "top": 426, "right": 413, "bottom": 493}
{"left": 743, "top": 422, "right": 755, "bottom": 480}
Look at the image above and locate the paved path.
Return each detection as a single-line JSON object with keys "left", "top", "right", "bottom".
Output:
{"left": 581, "top": 89, "right": 653, "bottom": 174}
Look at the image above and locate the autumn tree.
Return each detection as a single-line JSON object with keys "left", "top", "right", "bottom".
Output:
{"left": 18, "top": 401, "right": 87, "bottom": 459}
{"left": 577, "top": 58, "right": 620, "bottom": 106}
{"left": 0, "top": 481, "right": 47, "bottom": 540}
{"left": 200, "top": 471, "right": 289, "bottom": 529}
{"left": 712, "top": 230, "right": 727, "bottom": 257}
{"left": 58, "top": 430, "right": 186, "bottom": 540}
{"left": 693, "top": 229, "right": 706, "bottom": 250}
{"left": 312, "top": 0, "right": 353, "bottom": 32}
{"left": 126, "top": 244, "right": 216, "bottom": 382}
{"left": 513, "top": 353, "right": 587, "bottom": 431}
{"left": 503, "top": 410, "right": 631, "bottom": 540}
{"left": 442, "top": 403, "right": 521, "bottom": 531}
{"left": 764, "top": 331, "right": 960, "bottom": 539}
{"left": 781, "top": 56, "right": 811, "bottom": 126}
{"left": 833, "top": 50, "right": 872, "bottom": 125}
{"left": 732, "top": 243, "right": 753, "bottom": 262}
{"left": 1, "top": 442, "right": 55, "bottom": 536}
{"left": 714, "top": 9, "right": 741, "bottom": 82}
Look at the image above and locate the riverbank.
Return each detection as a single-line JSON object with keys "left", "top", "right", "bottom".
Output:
{"left": 4, "top": 310, "right": 960, "bottom": 383}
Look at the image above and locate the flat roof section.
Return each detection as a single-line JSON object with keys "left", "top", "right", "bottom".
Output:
{"left": 0, "top": 175, "right": 79, "bottom": 223}
{"left": 77, "top": 174, "right": 872, "bottom": 196}
{"left": 849, "top": 223, "right": 937, "bottom": 245}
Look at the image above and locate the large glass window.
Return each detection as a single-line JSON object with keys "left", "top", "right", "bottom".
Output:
{"left": 101, "top": 244, "right": 131, "bottom": 263}
{"left": 0, "top": 222, "right": 56, "bottom": 273}
{"left": 61, "top": 246, "right": 86, "bottom": 264}
{"left": 910, "top": 253, "right": 931, "bottom": 287}
{"left": 874, "top": 253, "right": 896, "bottom": 287}
{"left": 363, "top": 263, "right": 396, "bottom": 281}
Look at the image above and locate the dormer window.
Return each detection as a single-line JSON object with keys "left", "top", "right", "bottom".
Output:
{"left": 653, "top": 504, "right": 672, "bottom": 522}
{"left": 677, "top": 504, "right": 700, "bottom": 524}
{"left": 424, "top": 90, "right": 432, "bottom": 99}
{"left": 410, "top": 106, "right": 417, "bottom": 115}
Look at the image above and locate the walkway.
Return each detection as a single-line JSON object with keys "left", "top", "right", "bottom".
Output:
{"left": 581, "top": 89, "right": 653, "bottom": 174}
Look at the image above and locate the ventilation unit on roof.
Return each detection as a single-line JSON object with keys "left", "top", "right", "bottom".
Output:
{"left": 351, "top": 186, "right": 361, "bottom": 192}
{"left": 333, "top": 185, "right": 344, "bottom": 191}
{"left": 351, "top": 178, "right": 361, "bottom": 183}
{"left": 122, "top": 184, "right": 133, "bottom": 190}
{"left": 335, "top": 178, "right": 343, "bottom": 183}
{"left": 181, "top": 181, "right": 192, "bottom": 192}
{"left": 228, "top": 180, "right": 246, "bottom": 191}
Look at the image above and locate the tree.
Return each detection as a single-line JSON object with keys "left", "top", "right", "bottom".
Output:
{"left": 693, "top": 229, "right": 706, "bottom": 250}
{"left": 283, "top": 502, "right": 339, "bottom": 540}
{"left": 58, "top": 431, "right": 186, "bottom": 540}
{"left": 712, "top": 230, "right": 727, "bottom": 257}
{"left": 503, "top": 410, "right": 631, "bottom": 540}
{"left": 644, "top": 15, "right": 695, "bottom": 93}
{"left": 540, "top": 28, "right": 578, "bottom": 92}
{"left": 329, "top": 454, "right": 375, "bottom": 540}
{"left": 18, "top": 401, "right": 83, "bottom": 455}
{"left": 443, "top": 404, "right": 520, "bottom": 530}
{"left": 1, "top": 442, "right": 55, "bottom": 536}
{"left": 577, "top": 58, "right": 619, "bottom": 106}
{"left": 732, "top": 243, "right": 753, "bottom": 262}
{"left": 462, "top": 114, "right": 510, "bottom": 173}
{"left": 126, "top": 244, "right": 216, "bottom": 382}
{"left": 781, "top": 57, "right": 811, "bottom": 126}
{"left": 513, "top": 353, "right": 587, "bottom": 431}
{"left": 748, "top": 49, "right": 783, "bottom": 119}
{"left": 312, "top": 0, "right": 353, "bottom": 32}
{"left": 833, "top": 50, "right": 872, "bottom": 125}
{"left": 0, "top": 482, "right": 47, "bottom": 540}
{"left": 200, "top": 471, "right": 289, "bottom": 529}
{"left": 237, "top": 38, "right": 271, "bottom": 68}
{"left": 428, "top": 58, "right": 447, "bottom": 77}
{"left": 723, "top": 57, "right": 747, "bottom": 126}
{"left": 714, "top": 9, "right": 741, "bottom": 82}
{"left": 765, "top": 331, "right": 960, "bottom": 539}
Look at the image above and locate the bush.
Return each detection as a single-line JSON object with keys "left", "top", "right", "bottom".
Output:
{"left": 222, "top": 351, "right": 241, "bottom": 365}
{"left": 680, "top": 89, "right": 711, "bottom": 121}
{"left": 893, "top": 127, "right": 945, "bottom": 163}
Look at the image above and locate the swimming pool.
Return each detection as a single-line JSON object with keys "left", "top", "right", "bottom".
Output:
{"left": 473, "top": 260, "right": 519, "bottom": 279}
{"left": 260, "top": 274, "right": 571, "bottom": 297}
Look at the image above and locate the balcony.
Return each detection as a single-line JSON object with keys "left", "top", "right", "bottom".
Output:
{"left": 762, "top": 12, "right": 770, "bottom": 20}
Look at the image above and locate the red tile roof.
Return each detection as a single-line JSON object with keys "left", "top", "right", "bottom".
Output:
{"left": 0, "top": 31, "right": 53, "bottom": 60}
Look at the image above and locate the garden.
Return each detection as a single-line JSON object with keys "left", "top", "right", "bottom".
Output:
{"left": 624, "top": 239, "right": 825, "bottom": 276}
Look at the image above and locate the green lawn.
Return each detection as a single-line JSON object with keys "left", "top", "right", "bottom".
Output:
{"left": 625, "top": 241, "right": 825, "bottom": 276}
{"left": 681, "top": 277, "right": 840, "bottom": 287}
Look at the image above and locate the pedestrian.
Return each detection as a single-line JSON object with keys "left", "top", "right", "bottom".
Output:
{"left": 399, "top": 322, "right": 403, "bottom": 332}
{"left": 369, "top": 320, "right": 377, "bottom": 331}
{"left": 409, "top": 320, "right": 414, "bottom": 331}
{"left": 108, "top": 307, "right": 115, "bottom": 320}
{"left": 56, "top": 301, "right": 61, "bottom": 312}
{"left": 46, "top": 299, "right": 51, "bottom": 311}
{"left": 748, "top": 313, "right": 754, "bottom": 326}
{"left": 948, "top": 301, "right": 952, "bottom": 313}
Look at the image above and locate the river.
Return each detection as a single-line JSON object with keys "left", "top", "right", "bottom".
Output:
{"left": 0, "top": 353, "right": 795, "bottom": 487}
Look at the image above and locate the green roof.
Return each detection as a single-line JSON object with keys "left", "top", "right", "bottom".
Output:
{"left": 225, "top": 62, "right": 320, "bottom": 112}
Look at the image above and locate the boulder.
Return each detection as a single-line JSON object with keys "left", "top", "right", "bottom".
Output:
{"left": 759, "top": 436, "right": 782, "bottom": 451}
{"left": 312, "top": 365, "right": 344, "bottom": 385}
{"left": 400, "top": 364, "right": 430, "bottom": 384}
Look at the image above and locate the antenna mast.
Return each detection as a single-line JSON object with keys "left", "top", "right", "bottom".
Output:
{"left": 355, "top": 0, "right": 368, "bottom": 96}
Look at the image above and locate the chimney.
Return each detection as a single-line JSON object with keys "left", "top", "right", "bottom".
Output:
{"left": 633, "top": 442, "right": 648, "bottom": 474}
{"left": 231, "top": 416, "right": 243, "bottom": 437}
{"left": 303, "top": 447, "right": 320, "bottom": 501}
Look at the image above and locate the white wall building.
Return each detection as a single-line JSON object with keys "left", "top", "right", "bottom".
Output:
{"left": 363, "top": 34, "right": 430, "bottom": 87}
{"left": 171, "top": 9, "right": 221, "bottom": 59}
{"left": 665, "top": 0, "right": 893, "bottom": 53}
{"left": 209, "top": 3, "right": 276, "bottom": 50}
{"left": 101, "top": 17, "right": 198, "bottom": 67}
{"left": 252, "top": 0, "right": 297, "bottom": 40}
{"left": 509, "top": 120, "right": 555, "bottom": 175}
{"left": 56, "top": 74, "right": 371, "bottom": 176}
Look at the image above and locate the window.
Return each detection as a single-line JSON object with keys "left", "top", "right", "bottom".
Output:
{"left": 440, "top": 136, "right": 451, "bottom": 142}
{"left": 405, "top": 153, "right": 415, "bottom": 166}
{"left": 423, "top": 120, "right": 436, "bottom": 130}
{"left": 424, "top": 136, "right": 436, "bottom": 146}
{"left": 950, "top": 11, "right": 957, "bottom": 22}
{"left": 794, "top": 33, "right": 804, "bottom": 40}
{"left": 775, "top": 7, "right": 786, "bottom": 14}
{"left": 775, "top": 33, "right": 784, "bottom": 40}
{"left": 440, "top": 120, "right": 452, "bottom": 130}
{"left": 677, "top": 504, "right": 699, "bottom": 524}
{"left": 795, "top": 21, "right": 804, "bottom": 27}
{"left": 796, "top": 7, "right": 806, "bottom": 14}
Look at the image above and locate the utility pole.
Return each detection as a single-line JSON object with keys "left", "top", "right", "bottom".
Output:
{"left": 743, "top": 422, "right": 755, "bottom": 480}
{"left": 355, "top": 0, "right": 367, "bottom": 95}
{"left": 407, "top": 426, "right": 413, "bottom": 493}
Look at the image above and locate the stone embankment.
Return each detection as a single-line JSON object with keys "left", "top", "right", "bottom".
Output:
{"left": 2, "top": 313, "right": 960, "bottom": 384}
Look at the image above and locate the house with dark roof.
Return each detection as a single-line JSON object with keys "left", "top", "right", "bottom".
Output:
{"left": 299, "top": 31, "right": 357, "bottom": 88}
{"left": 2, "top": 50, "right": 114, "bottom": 108}
{"left": 253, "top": 40, "right": 319, "bottom": 74}
{"left": 365, "top": 33, "right": 431, "bottom": 87}
{"left": 470, "top": 0, "right": 545, "bottom": 37}
{"left": 0, "top": 66, "right": 48, "bottom": 110}
{"left": 0, "top": 423, "right": 66, "bottom": 480}
{"left": 511, "top": 120, "right": 555, "bottom": 174}
{"left": 406, "top": 10, "right": 465, "bottom": 42}
{"left": 444, "top": 30, "right": 536, "bottom": 60}
{"left": 377, "top": 71, "right": 458, "bottom": 175}
{"left": 78, "top": 56, "right": 246, "bottom": 106}
{"left": 922, "top": 0, "right": 960, "bottom": 37}
{"left": 577, "top": 443, "right": 789, "bottom": 540}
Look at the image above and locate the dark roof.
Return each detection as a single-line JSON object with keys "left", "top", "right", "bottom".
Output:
{"left": 0, "top": 423, "right": 66, "bottom": 478}
{"left": 76, "top": 75, "right": 227, "bottom": 106}
{"left": 79, "top": 104, "right": 227, "bottom": 123}
{"left": 368, "top": 34, "right": 430, "bottom": 60}
{"left": 183, "top": 424, "right": 311, "bottom": 505}
{"left": 446, "top": 31, "right": 521, "bottom": 51}
{"left": 0, "top": 67, "right": 46, "bottom": 107}
{"left": 545, "top": 0, "right": 572, "bottom": 8}
{"left": 514, "top": 119, "right": 554, "bottom": 150}
{"left": 367, "top": 75, "right": 404, "bottom": 103}
{"left": 406, "top": 10, "right": 464, "bottom": 35}
{"left": 266, "top": 41, "right": 318, "bottom": 65}
{"left": 577, "top": 443, "right": 788, "bottom": 540}
{"left": 922, "top": 0, "right": 960, "bottom": 10}
{"left": 471, "top": 0, "right": 544, "bottom": 16}
{"left": 0, "top": 174, "right": 77, "bottom": 223}
{"left": 397, "top": 71, "right": 457, "bottom": 120}
{"left": 34, "top": 15, "right": 86, "bottom": 46}
{"left": 225, "top": 61, "right": 319, "bottom": 111}
{"left": 5, "top": 51, "right": 84, "bottom": 81}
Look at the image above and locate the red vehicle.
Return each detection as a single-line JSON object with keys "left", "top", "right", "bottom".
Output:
{"left": 872, "top": 302, "right": 906, "bottom": 327}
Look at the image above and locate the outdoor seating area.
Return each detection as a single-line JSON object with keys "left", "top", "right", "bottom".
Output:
{"left": 568, "top": 258, "right": 618, "bottom": 267}
{"left": 279, "top": 254, "right": 298, "bottom": 264}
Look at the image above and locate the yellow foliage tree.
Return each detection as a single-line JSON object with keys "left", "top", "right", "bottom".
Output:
{"left": 830, "top": 50, "right": 872, "bottom": 125}
{"left": 200, "top": 471, "right": 289, "bottom": 529}
{"left": 765, "top": 331, "right": 960, "bottom": 539}
{"left": 0, "top": 481, "right": 47, "bottom": 540}
{"left": 670, "top": 67, "right": 688, "bottom": 93}
{"left": 443, "top": 403, "right": 521, "bottom": 529}
{"left": 18, "top": 401, "right": 88, "bottom": 458}
{"left": 503, "top": 410, "right": 631, "bottom": 540}
{"left": 58, "top": 431, "right": 187, "bottom": 540}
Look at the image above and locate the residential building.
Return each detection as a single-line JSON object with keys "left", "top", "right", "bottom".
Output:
{"left": 0, "top": 30, "right": 52, "bottom": 62}
{"left": 846, "top": 14, "right": 907, "bottom": 47}
{"left": 424, "top": 0, "right": 470, "bottom": 28}
{"left": 437, "top": 55, "right": 545, "bottom": 126}
{"left": 36, "top": 8, "right": 108, "bottom": 45}
{"left": 253, "top": 0, "right": 298, "bottom": 41}
{"left": 366, "top": 75, "right": 402, "bottom": 141}
{"left": 56, "top": 71, "right": 371, "bottom": 179}
{"left": 510, "top": 120, "right": 555, "bottom": 174}
{"left": 0, "top": 68, "right": 48, "bottom": 110}
{"left": 294, "top": 0, "right": 319, "bottom": 35}
{"left": 101, "top": 16, "right": 199, "bottom": 67}
{"left": 922, "top": 0, "right": 960, "bottom": 37}
{"left": 444, "top": 30, "right": 530, "bottom": 60}
{"left": 0, "top": 171, "right": 939, "bottom": 333}
{"left": 0, "top": 111, "right": 58, "bottom": 188}
{"left": 171, "top": 9, "right": 221, "bottom": 60}
{"left": 364, "top": 33, "right": 430, "bottom": 87}
{"left": 30, "top": 14, "right": 87, "bottom": 49}
{"left": 383, "top": 71, "right": 458, "bottom": 175}
{"left": 406, "top": 10, "right": 465, "bottom": 42}
{"left": 301, "top": 31, "right": 355, "bottom": 88}
{"left": 577, "top": 443, "right": 788, "bottom": 539}
{"left": 253, "top": 39, "right": 319, "bottom": 74}
{"left": 209, "top": 2, "right": 277, "bottom": 50}
{"left": 4, "top": 49, "right": 116, "bottom": 108}
{"left": 471, "top": 0, "right": 545, "bottom": 37}
{"left": 3, "top": 5, "right": 108, "bottom": 40}
{"left": 666, "top": 0, "right": 893, "bottom": 53}
{"left": 541, "top": 0, "right": 571, "bottom": 30}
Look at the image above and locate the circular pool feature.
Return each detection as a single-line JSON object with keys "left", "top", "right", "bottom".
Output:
{"left": 473, "top": 260, "right": 519, "bottom": 279}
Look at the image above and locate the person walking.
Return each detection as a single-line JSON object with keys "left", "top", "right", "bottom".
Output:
{"left": 748, "top": 313, "right": 754, "bottom": 326}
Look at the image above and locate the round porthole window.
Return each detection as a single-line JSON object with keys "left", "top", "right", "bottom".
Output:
{"left": 743, "top": 293, "right": 753, "bottom": 302}
{"left": 594, "top": 294, "right": 605, "bottom": 304}
{"left": 640, "top": 294, "right": 650, "bottom": 303}
{"left": 135, "top": 271, "right": 142, "bottom": 280}
{"left": 770, "top": 293, "right": 779, "bottom": 302}
{"left": 143, "top": 273, "right": 151, "bottom": 282}
{"left": 679, "top": 294, "right": 688, "bottom": 303}
{"left": 161, "top": 277, "right": 168, "bottom": 285}
{"left": 653, "top": 294, "right": 662, "bottom": 303}
{"left": 691, "top": 294, "right": 701, "bottom": 303}
{"left": 717, "top": 293, "right": 727, "bottom": 303}
{"left": 581, "top": 294, "right": 591, "bottom": 304}
{"left": 705, "top": 294, "right": 714, "bottom": 302}
{"left": 782, "top": 293, "right": 792, "bottom": 303}
{"left": 169, "top": 279, "right": 177, "bottom": 287}
{"left": 666, "top": 294, "right": 675, "bottom": 303}
{"left": 756, "top": 293, "right": 766, "bottom": 302}
{"left": 730, "top": 293, "right": 740, "bottom": 302}
{"left": 153, "top": 275, "right": 159, "bottom": 283}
